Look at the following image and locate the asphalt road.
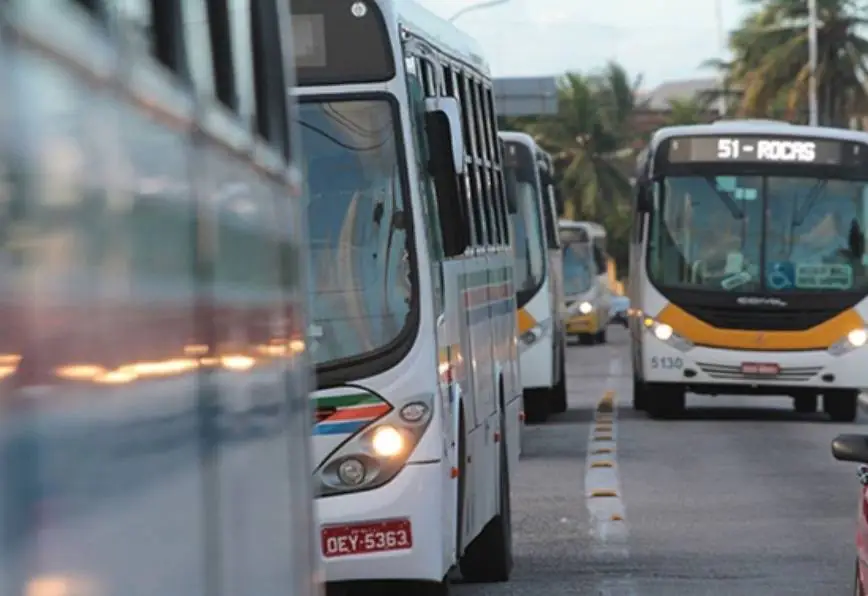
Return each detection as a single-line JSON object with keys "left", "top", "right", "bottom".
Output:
{"left": 453, "top": 324, "right": 864, "bottom": 596}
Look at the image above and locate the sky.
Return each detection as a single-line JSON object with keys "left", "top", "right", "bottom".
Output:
{"left": 414, "top": 0, "right": 752, "bottom": 90}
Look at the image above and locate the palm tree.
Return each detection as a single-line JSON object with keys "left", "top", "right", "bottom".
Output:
{"left": 715, "top": 0, "right": 868, "bottom": 126}
{"left": 527, "top": 63, "right": 641, "bottom": 221}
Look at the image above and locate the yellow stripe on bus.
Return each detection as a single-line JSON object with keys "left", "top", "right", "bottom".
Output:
{"left": 656, "top": 303, "right": 863, "bottom": 351}
{"left": 516, "top": 308, "right": 537, "bottom": 334}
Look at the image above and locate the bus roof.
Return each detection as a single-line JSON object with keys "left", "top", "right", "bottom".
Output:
{"left": 558, "top": 219, "right": 606, "bottom": 238}
{"left": 648, "top": 119, "right": 868, "bottom": 154}
{"left": 394, "top": 0, "right": 488, "bottom": 74}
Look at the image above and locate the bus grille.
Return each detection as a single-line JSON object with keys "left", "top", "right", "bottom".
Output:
{"left": 697, "top": 362, "right": 822, "bottom": 382}
{"left": 681, "top": 305, "right": 839, "bottom": 331}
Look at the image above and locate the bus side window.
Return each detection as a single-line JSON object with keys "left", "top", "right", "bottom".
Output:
{"left": 429, "top": 65, "right": 471, "bottom": 257}
{"left": 406, "top": 56, "right": 445, "bottom": 263}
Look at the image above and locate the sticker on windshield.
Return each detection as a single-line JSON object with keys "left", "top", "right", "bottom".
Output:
{"left": 721, "top": 270, "right": 752, "bottom": 290}
{"left": 766, "top": 261, "right": 795, "bottom": 290}
{"left": 795, "top": 263, "right": 852, "bottom": 289}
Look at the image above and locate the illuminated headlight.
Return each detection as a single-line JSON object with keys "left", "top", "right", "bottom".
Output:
{"left": 315, "top": 392, "right": 435, "bottom": 497}
{"left": 371, "top": 426, "right": 404, "bottom": 456}
{"left": 578, "top": 301, "right": 593, "bottom": 314}
{"left": 829, "top": 327, "right": 868, "bottom": 356}
{"left": 643, "top": 317, "right": 693, "bottom": 352}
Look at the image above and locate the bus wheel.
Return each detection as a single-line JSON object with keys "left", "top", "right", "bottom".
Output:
{"left": 550, "top": 348, "right": 568, "bottom": 413}
{"left": 578, "top": 333, "right": 593, "bottom": 345}
{"left": 824, "top": 390, "right": 859, "bottom": 422}
{"left": 523, "top": 389, "right": 549, "bottom": 423}
{"left": 410, "top": 579, "right": 451, "bottom": 596}
{"left": 632, "top": 376, "right": 647, "bottom": 411}
{"left": 646, "top": 385, "right": 685, "bottom": 419}
{"left": 459, "top": 417, "right": 513, "bottom": 583}
{"left": 792, "top": 394, "right": 817, "bottom": 414}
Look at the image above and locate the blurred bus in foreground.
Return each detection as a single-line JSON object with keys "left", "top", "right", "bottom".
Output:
{"left": 291, "top": 0, "right": 519, "bottom": 593}
{"left": 559, "top": 220, "right": 613, "bottom": 344}
{"left": 0, "top": 3, "right": 320, "bottom": 595}
{"left": 500, "top": 131, "right": 567, "bottom": 422}
{"left": 629, "top": 120, "right": 868, "bottom": 421}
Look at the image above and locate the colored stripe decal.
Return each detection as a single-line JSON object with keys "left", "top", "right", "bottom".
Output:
{"left": 326, "top": 403, "right": 390, "bottom": 422}
{"left": 314, "top": 393, "right": 380, "bottom": 409}
{"left": 313, "top": 420, "right": 367, "bottom": 436}
{"left": 656, "top": 303, "right": 863, "bottom": 351}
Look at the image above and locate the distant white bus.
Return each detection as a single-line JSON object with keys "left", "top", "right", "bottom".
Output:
{"left": 629, "top": 119, "right": 868, "bottom": 421}
{"left": 559, "top": 220, "right": 613, "bottom": 343}
{"left": 292, "top": 0, "right": 520, "bottom": 592}
{"left": 500, "top": 131, "right": 567, "bottom": 422}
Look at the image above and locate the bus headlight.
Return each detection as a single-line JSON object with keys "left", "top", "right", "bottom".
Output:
{"left": 829, "top": 327, "right": 868, "bottom": 356}
{"left": 519, "top": 318, "right": 551, "bottom": 347}
{"left": 643, "top": 317, "right": 693, "bottom": 352}
{"left": 315, "top": 393, "right": 434, "bottom": 497}
{"left": 578, "top": 301, "right": 593, "bottom": 314}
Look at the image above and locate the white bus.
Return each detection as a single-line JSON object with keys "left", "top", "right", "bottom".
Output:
{"left": 629, "top": 120, "right": 868, "bottom": 421}
{"left": 499, "top": 132, "right": 567, "bottom": 422}
{"left": 0, "top": 2, "right": 321, "bottom": 596}
{"left": 559, "top": 220, "right": 613, "bottom": 344}
{"left": 291, "top": 0, "right": 520, "bottom": 592}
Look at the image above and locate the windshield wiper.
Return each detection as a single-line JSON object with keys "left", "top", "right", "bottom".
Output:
{"left": 792, "top": 179, "right": 827, "bottom": 227}
{"left": 702, "top": 176, "right": 744, "bottom": 220}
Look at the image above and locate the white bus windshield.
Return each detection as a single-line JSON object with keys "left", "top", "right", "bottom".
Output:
{"left": 648, "top": 174, "right": 868, "bottom": 293}
{"left": 563, "top": 243, "right": 593, "bottom": 295}
{"left": 299, "top": 99, "right": 413, "bottom": 366}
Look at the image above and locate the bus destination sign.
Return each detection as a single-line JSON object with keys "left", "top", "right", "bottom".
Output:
{"left": 666, "top": 135, "right": 854, "bottom": 165}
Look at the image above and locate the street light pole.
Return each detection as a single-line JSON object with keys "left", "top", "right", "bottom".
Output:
{"left": 715, "top": 0, "right": 726, "bottom": 116}
{"left": 807, "top": 0, "right": 819, "bottom": 126}
{"left": 447, "top": 0, "right": 510, "bottom": 22}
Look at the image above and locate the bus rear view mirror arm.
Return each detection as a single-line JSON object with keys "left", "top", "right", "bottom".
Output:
{"left": 424, "top": 97, "right": 466, "bottom": 174}
{"left": 831, "top": 434, "right": 868, "bottom": 464}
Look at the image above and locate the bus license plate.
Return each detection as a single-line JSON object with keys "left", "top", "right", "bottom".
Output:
{"left": 741, "top": 362, "right": 780, "bottom": 375}
{"left": 321, "top": 519, "right": 413, "bottom": 558}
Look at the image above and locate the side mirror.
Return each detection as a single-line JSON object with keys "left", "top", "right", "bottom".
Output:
{"left": 424, "top": 97, "right": 465, "bottom": 174}
{"left": 831, "top": 434, "right": 868, "bottom": 463}
{"left": 554, "top": 187, "right": 565, "bottom": 216}
{"left": 504, "top": 167, "right": 518, "bottom": 213}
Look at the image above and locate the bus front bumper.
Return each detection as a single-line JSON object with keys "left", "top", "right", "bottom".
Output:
{"left": 641, "top": 339, "right": 868, "bottom": 393}
{"left": 316, "top": 462, "right": 447, "bottom": 584}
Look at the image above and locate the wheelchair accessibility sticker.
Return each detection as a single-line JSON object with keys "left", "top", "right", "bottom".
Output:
{"left": 766, "top": 261, "right": 795, "bottom": 290}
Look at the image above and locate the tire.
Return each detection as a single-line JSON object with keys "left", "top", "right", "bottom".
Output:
{"left": 550, "top": 347, "right": 568, "bottom": 414}
{"left": 523, "top": 388, "right": 549, "bottom": 423}
{"left": 578, "top": 333, "right": 593, "bottom": 345}
{"left": 646, "top": 384, "right": 686, "bottom": 419}
{"left": 824, "top": 390, "right": 859, "bottom": 422}
{"left": 596, "top": 327, "right": 607, "bottom": 344}
{"left": 459, "top": 414, "right": 513, "bottom": 583}
{"left": 632, "top": 375, "right": 647, "bottom": 411}
{"left": 793, "top": 395, "right": 817, "bottom": 414}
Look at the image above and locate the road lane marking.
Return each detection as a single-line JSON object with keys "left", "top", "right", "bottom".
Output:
{"left": 584, "top": 354, "right": 638, "bottom": 595}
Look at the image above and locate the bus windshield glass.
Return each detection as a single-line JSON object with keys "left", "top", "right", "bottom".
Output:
{"left": 563, "top": 243, "right": 593, "bottom": 295}
{"left": 647, "top": 174, "right": 868, "bottom": 293}
{"left": 299, "top": 98, "right": 414, "bottom": 366}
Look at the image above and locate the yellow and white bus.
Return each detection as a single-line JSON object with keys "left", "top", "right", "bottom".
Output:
{"left": 559, "top": 220, "right": 613, "bottom": 343}
{"left": 629, "top": 120, "right": 868, "bottom": 421}
{"left": 292, "top": 0, "right": 520, "bottom": 592}
{"left": 499, "top": 132, "right": 567, "bottom": 421}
